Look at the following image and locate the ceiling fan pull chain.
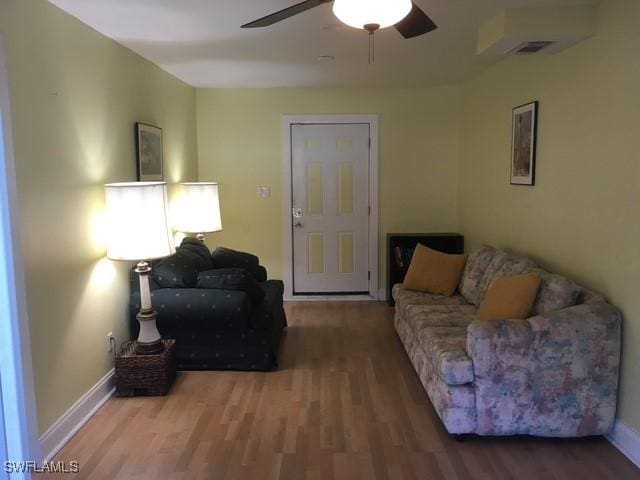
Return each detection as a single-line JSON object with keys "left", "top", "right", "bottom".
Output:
{"left": 368, "top": 31, "right": 375, "bottom": 64}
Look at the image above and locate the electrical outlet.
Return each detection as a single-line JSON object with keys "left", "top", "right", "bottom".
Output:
{"left": 106, "top": 332, "right": 115, "bottom": 353}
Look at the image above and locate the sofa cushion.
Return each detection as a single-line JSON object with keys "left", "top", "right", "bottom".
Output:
{"left": 533, "top": 271, "right": 582, "bottom": 315}
{"left": 403, "top": 244, "right": 467, "bottom": 296}
{"left": 153, "top": 251, "right": 199, "bottom": 288}
{"left": 415, "top": 325, "right": 474, "bottom": 386}
{"left": 211, "top": 247, "right": 267, "bottom": 282}
{"left": 477, "top": 273, "right": 542, "bottom": 321}
{"left": 392, "top": 284, "right": 468, "bottom": 313}
{"left": 394, "top": 308, "right": 477, "bottom": 432}
{"left": 405, "top": 304, "right": 477, "bottom": 329}
{"left": 459, "top": 245, "right": 497, "bottom": 305}
{"left": 197, "top": 268, "right": 265, "bottom": 304}
{"left": 476, "top": 251, "right": 538, "bottom": 304}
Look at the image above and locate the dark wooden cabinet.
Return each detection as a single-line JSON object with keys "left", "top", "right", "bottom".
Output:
{"left": 386, "top": 233, "right": 464, "bottom": 306}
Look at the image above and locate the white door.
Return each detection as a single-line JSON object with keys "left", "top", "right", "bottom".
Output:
{"left": 291, "top": 123, "right": 370, "bottom": 294}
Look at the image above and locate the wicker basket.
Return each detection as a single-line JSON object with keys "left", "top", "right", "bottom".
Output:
{"left": 115, "top": 339, "right": 176, "bottom": 397}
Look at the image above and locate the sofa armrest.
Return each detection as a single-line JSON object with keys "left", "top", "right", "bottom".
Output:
{"left": 466, "top": 302, "right": 621, "bottom": 436}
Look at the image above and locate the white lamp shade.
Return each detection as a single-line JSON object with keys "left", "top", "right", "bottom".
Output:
{"left": 104, "top": 182, "right": 175, "bottom": 261}
{"left": 173, "top": 182, "right": 222, "bottom": 234}
{"left": 332, "top": 0, "right": 412, "bottom": 29}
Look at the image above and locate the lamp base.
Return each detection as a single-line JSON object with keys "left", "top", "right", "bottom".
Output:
{"left": 135, "top": 308, "right": 164, "bottom": 355}
{"left": 135, "top": 338, "right": 164, "bottom": 355}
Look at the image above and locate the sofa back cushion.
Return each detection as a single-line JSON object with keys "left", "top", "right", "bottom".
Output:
{"left": 580, "top": 288, "right": 607, "bottom": 305}
{"left": 459, "top": 245, "right": 497, "bottom": 305}
{"left": 476, "top": 250, "right": 538, "bottom": 304}
{"left": 403, "top": 244, "right": 467, "bottom": 296}
{"left": 532, "top": 271, "right": 582, "bottom": 315}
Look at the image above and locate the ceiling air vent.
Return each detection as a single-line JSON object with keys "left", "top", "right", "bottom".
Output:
{"left": 508, "top": 41, "right": 556, "bottom": 55}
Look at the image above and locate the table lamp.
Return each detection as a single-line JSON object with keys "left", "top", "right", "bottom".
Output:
{"left": 173, "top": 182, "right": 222, "bottom": 241}
{"left": 104, "top": 181, "right": 175, "bottom": 355}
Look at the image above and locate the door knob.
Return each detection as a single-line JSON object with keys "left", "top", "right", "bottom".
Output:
{"left": 294, "top": 222, "right": 303, "bottom": 228}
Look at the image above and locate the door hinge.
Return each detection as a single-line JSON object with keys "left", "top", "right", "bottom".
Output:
{"left": 368, "top": 206, "right": 371, "bottom": 216}
{"left": 368, "top": 137, "right": 372, "bottom": 149}
{"left": 368, "top": 271, "right": 371, "bottom": 280}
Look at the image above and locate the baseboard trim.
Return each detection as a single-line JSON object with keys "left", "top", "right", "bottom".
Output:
{"left": 607, "top": 420, "right": 640, "bottom": 469}
{"left": 39, "top": 369, "right": 115, "bottom": 462}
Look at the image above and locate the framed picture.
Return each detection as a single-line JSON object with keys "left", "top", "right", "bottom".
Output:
{"left": 510, "top": 101, "right": 538, "bottom": 186}
{"left": 135, "top": 123, "right": 163, "bottom": 181}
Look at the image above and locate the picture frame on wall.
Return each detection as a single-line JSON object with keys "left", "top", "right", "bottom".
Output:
{"left": 510, "top": 101, "right": 538, "bottom": 186}
{"left": 135, "top": 122, "right": 163, "bottom": 181}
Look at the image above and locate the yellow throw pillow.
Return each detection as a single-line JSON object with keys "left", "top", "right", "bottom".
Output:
{"left": 403, "top": 244, "right": 468, "bottom": 296}
{"left": 476, "top": 273, "right": 542, "bottom": 321}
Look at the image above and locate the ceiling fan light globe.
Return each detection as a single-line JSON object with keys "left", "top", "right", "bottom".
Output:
{"left": 332, "top": 0, "right": 412, "bottom": 30}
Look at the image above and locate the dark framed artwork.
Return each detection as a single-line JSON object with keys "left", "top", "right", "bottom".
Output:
{"left": 135, "top": 123, "right": 163, "bottom": 181}
{"left": 510, "top": 101, "right": 538, "bottom": 186}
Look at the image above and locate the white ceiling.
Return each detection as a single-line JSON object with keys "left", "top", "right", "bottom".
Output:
{"left": 48, "top": 0, "right": 597, "bottom": 88}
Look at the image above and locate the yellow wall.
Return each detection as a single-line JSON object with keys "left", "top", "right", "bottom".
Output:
{"left": 0, "top": 1, "right": 197, "bottom": 434}
{"left": 196, "top": 87, "right": 461, "bottom": 287}
{"left": 459, "top": 0, "right": 640, "bottom": 432}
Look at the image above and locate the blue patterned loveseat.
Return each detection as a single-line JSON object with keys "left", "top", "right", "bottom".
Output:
{"left": 129, "top": 238, "right": 287, "bottom": 371}
{"left": 393, "top": 245, "right": 621, "bottom": 437}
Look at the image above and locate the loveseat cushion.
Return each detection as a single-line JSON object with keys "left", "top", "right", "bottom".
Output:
{"left": 153, "top": 251, "right": 199, "bottom": 288}
{"left": 197, "top": 268, "right": 265, "bottom": 303}
{"left": 392, "top": 284, "right": 468, "bottom": 313}
{"left": 211, "top": 247, "right": 267, "bottom": 282}
{"left": 459, "top": 245, "right": 497, "bottom": 305}
{"left": 532, "top": 271, "right": 582, "bottom": 315}
{"left": 476, "top": 251, "right": 538, "bottom": 304}
{"left": 180, "top": 237, "right": 213, "bottom": 271}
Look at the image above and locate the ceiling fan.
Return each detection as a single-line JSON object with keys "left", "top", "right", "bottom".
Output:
{"left": 241, "top": 0, "right": 437, "bottom": 40}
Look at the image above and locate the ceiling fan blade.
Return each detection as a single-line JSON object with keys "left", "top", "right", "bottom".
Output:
{"left": 242, "top": 0, "right": 332, "bottom": 28}
{"left": 394, "top": 2, "right": 437, "bottom": 39}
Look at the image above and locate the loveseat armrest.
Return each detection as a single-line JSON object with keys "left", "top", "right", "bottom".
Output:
{"left": 466, "top": 302, "right": 621, "bottom": 436}
{"left": 130, "top": 288, "right": 254, "bottom": 336}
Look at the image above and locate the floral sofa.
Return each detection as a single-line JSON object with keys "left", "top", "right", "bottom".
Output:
{"left": 393, "top": 245, "right": 621, "bottom": 437}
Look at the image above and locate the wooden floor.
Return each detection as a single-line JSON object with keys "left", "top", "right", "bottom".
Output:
{"left": 42, "top": 302, "right": 638, "bottom": 480}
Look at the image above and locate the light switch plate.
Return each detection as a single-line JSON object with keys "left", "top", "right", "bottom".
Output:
{"left": 257, "top": 186, "right": 271, "bottom": 199}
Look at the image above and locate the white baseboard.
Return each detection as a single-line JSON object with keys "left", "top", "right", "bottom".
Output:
{"left": 284, "top": 295, "right": 375, "bottom": 302}
{"left": 39, "top": 369, "right": 115, "bottom": 462}
{"left": 378, "top": 288, "right": 386, "bottom": 301}
{"left": 607, "top": 420, "right": 640, "bottom": 469}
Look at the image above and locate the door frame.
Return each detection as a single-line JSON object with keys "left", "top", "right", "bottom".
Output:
{"left": 0, "top": 35, "right": 41, "bottom": 473}
{"left": 282, "top": 114, "right": 379, "bottom": 301}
